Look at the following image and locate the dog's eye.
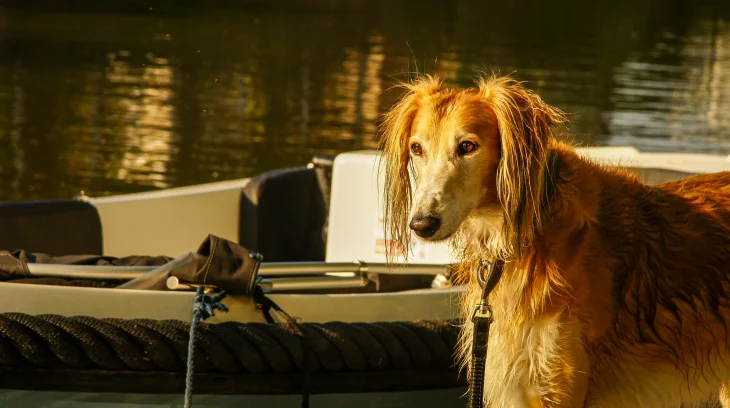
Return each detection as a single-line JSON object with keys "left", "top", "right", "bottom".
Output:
{"left": 458, "top": 141, "right": 477, "bottom": 155}
{"left": 411, "top": 143, "right": 423, "bottom": 155}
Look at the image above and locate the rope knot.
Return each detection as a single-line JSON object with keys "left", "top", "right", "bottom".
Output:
{"left": 193, "top": 286, "right": 229, "bottom": 320}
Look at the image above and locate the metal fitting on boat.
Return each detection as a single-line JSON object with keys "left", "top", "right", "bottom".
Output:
{"left": 165, "top": 276, "right": 218, "bottom": 293}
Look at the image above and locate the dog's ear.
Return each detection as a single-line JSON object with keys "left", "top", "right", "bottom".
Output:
{"left": 378, "top": 76, "right": 443, "bottom": 262}
{"left": 477, "top": 75, "right": 567, "bottom": 256}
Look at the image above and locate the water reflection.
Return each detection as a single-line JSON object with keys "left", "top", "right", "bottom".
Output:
{"left": 9, "top": 65, "right": 25, "bottom": 198}
{"left": 0, "top": 1, "right": 729, "bottom": 201}
{"left": 608, "top": 12, "right": 730, "bottom": 152}
{"left": 105, "top": 51, "right": 175, "bottom": 188}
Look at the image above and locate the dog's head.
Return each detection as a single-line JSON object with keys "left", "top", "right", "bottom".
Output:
{"left": 379, "top": 74, "right": 567, "bottom": 259}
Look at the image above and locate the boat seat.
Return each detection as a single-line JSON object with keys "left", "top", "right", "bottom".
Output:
{"left": 239, "top": 158, "right": 331, "bottom": 262}
{"left": 623, "top": 167, "right": 698, "bottom": 185}
{"left": 0, "top": 199, "right": 103, "bottom": 256}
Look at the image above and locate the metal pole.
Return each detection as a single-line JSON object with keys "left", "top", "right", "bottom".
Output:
{"left": 256, "top": 276, "right": 366, "bottom": 292}
{"left": 26, "top": 261, "right": 450, "bottom": 281}
{"left": 165, "top": 275, "right": 367, "bottom": 292}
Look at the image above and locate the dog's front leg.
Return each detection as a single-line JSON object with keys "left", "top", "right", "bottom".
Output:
{"left": 720, "top": 380, "right": 730, "bottom": 408}
{"left": 534, "top": 314, "right": 591, "bottom": 408}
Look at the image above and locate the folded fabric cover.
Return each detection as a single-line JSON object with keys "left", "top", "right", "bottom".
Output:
{"left": 0, "top": 234, "right": 263, "bottom": 295}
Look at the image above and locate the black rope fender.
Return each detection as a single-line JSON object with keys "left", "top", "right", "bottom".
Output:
{"left": 0, "top": 312, "right": 465, "bottom": 395}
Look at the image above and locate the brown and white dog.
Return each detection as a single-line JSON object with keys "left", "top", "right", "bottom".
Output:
{"left": 378, "top": 73, "right": 730, "bottom": 407}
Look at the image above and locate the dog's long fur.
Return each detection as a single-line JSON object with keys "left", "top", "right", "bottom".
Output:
{"left": 379, "top": 73, "right": 730, "bottom": 407}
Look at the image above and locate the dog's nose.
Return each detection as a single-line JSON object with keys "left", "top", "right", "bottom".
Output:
{"left": 409, "top": 216, "right": 441, "bottom": 238}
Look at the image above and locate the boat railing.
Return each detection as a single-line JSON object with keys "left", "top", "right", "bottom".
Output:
{"left": 25, "top": 261, "right": 453, "bottom": 293}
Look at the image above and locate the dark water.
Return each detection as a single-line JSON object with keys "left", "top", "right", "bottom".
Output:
{"left": 1, "top": 0, "right": 730, "bottom": 201}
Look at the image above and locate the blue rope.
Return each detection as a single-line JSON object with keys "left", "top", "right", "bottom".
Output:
{"left": 184, "top": 286, "right": 229, "bottom": 408}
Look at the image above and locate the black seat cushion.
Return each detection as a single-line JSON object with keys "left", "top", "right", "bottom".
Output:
{"left": 239, "top": 167, "right": 327, "bottom": 262}
{"left": 0, "top": 199, "right": 103, "bottom": 256}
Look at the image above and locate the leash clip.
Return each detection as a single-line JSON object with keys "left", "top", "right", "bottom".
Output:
{"left": 471, "top": 300, "right": 493, "bottom": 323}
{"left": 475, "top": 260, "right": 491, "bottom": 288}
{"left": 472, "top": 259, "right": 499, "bottom": 323}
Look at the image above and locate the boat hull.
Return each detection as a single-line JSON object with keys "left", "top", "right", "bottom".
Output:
{"left": 0, "top": 388, "right": 468, "bottom": 407}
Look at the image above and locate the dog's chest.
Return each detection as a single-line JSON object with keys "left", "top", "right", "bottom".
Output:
{"left": 483, "top": 312, "right": 563, "bottom": 408}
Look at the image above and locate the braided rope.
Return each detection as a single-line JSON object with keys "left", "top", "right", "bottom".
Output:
{"left": 0, "top": 313, "right": 462, "bottom": 376}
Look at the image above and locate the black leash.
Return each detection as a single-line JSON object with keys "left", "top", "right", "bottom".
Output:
{"left": 469, "top": 258, "right": 505, "bottom": 408}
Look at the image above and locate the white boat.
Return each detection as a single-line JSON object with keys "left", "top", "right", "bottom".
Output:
{"left": 0, "top": 146, "right": 727, "bottom": 407}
